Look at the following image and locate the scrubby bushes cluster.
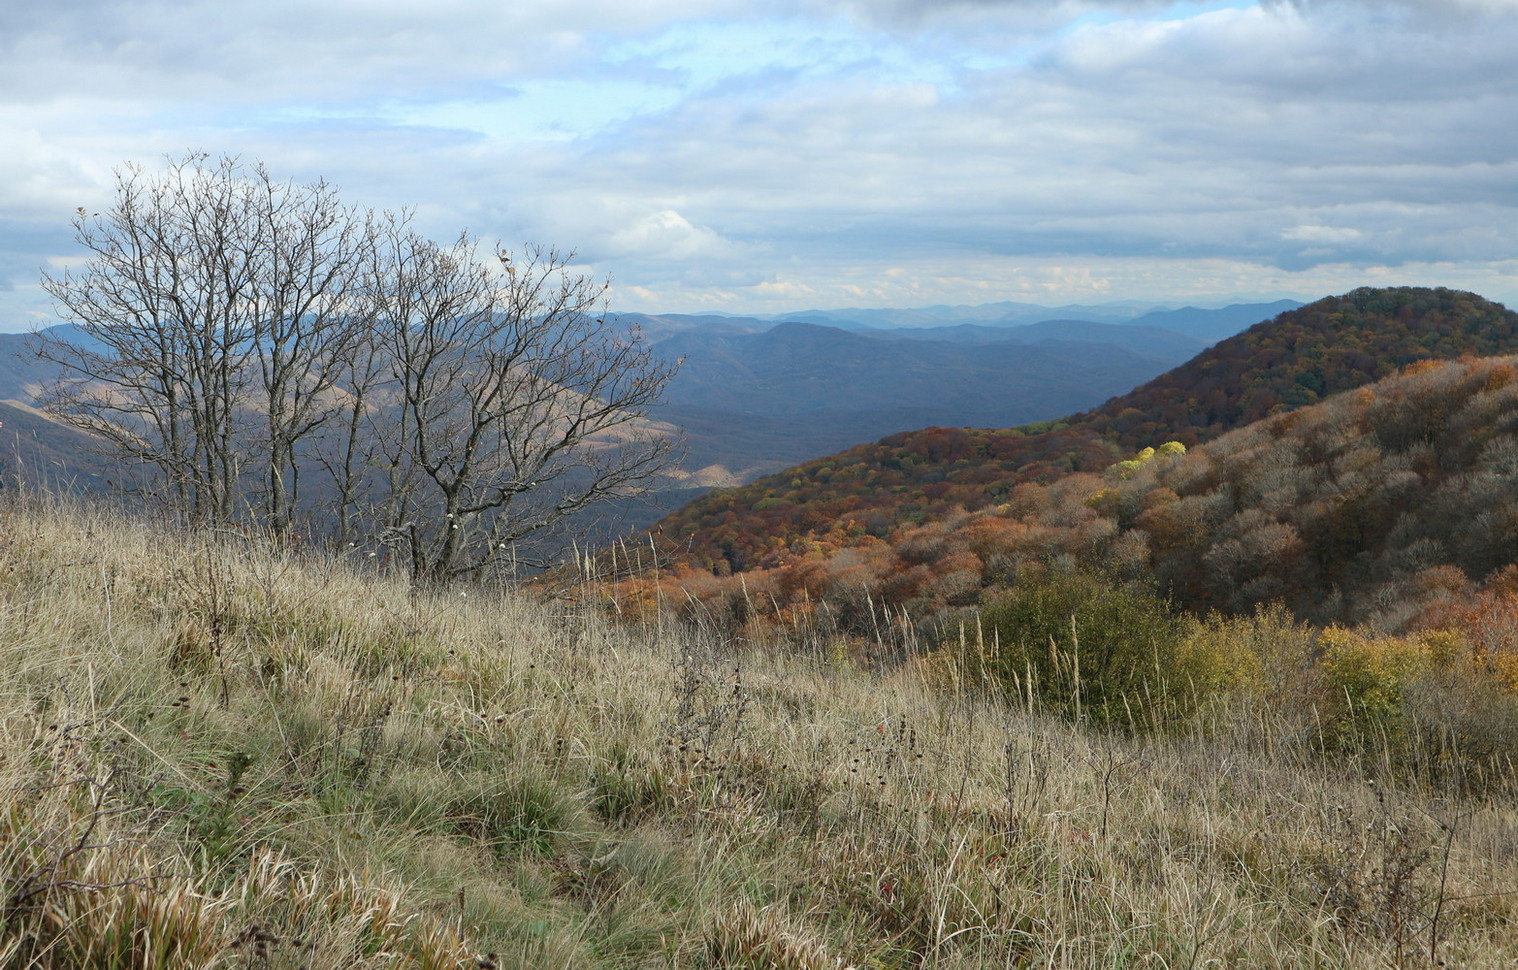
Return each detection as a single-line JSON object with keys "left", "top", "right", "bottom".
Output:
{"left": 921, "top": 569, "right": 1518, "bottom": 793}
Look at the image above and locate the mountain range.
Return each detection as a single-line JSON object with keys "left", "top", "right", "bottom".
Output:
{"left": 747, "top": 298, "right": 1301, "bottom": 339}
{"left": 8, "top": 287, "right": 1518, "bottom": 636}
{"left": 621, "top": 299, "right": 1294, "bottom": 486}
{"left": 637, "top": 287, "right": 1518, "bottom": 634}
{"left": 650, "top": 320, "right": 1200, "bottom": 484}
{"left": 0, "top": 301, "right": 1292, "bottom": 505}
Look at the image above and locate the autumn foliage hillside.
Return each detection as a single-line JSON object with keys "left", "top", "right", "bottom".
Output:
{"left": 620, "top": 351, "right": 1518, "bottom": 634}
{"left": 654, "top": 287, "right": 1518, "bottom": 573}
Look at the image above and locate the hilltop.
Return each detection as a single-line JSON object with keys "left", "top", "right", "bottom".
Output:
{"left": 654, "top": 287, "right": 1518, "bottom": 573}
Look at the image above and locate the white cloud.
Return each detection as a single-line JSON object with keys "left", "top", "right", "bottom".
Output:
{"left": 603, "top": 209, "right": 739, "bottom": 261}
{"left": 5, "top": 0, "right": 1518, "bottom": 328}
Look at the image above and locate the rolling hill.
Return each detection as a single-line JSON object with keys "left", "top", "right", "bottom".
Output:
{"left": 0, "top": 328, "right": 108, "bottom": 492}
{"left": 746, "top": 352, "right": 1518, "bottom": 634}
{"left": 1099, "top": 353, "right": 1518, "bottom": 629}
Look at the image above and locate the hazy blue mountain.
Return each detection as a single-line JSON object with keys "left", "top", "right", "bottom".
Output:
{"left": 853, "top": 318, "right": 1207, "bottom": 363}
{"left": 756, "top": 299, "right": 1304, "bottom": 345}
{"left": 0, "top": 325, "right": 116, "bottom": 402}
{"left": 612, "top": 300, "right": 1304, "bottom": 345}
{"left": 656, "top": 321, "right": 1177, "bottom": 413}
{"left": 652, "top": 320, "right": 1183, "bottom": 480}
{"left": 0, "top": 330, "right": 55, "bottom": 401}
{"left": 775, "top": 300, "right": 1158, "bottom": 330}
{"left": 609, "top": 312, "right": 769, "bottom": 343}
{"left": 1122, "top": 300, "right": 1303, "bottom": 342}
{"left": 0, "top": 399, "right": 107, "bottom": 492}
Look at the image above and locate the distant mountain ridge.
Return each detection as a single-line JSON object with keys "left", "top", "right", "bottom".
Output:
{"left": 622, "top": 299, "right": 1295, "bottom": 486}
{"left": 0, "top": 327, "right": 107, "bottom": 491}
{"left": 773, "top": 301, "right": 1156, "bottom": 329}
{"left": 1122, "top": 300, "right": 1303, "bottom": 342}
{"left": 652, "top": 319, "right": 1195, "bottom": 482}
{"left": 621, "top": 298, "right": 1302, "bottom": 337}
{"left": 0, "top": 298, "right": 1307, "bottom": 539}
{"left": 853, "top": 319, "right": 1208, "bottom": 360}
{"left": 653, "top": 319, "right": 1195, "bottom": 415}
{"left": 654, "top": 287, "right": 1518, "bottom": 573}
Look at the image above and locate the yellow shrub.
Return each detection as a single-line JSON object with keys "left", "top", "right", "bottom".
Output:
{"left": 1416, "top": 628, "right": 1469, "bottom": 668}
{"left": 1177, "top": 613, "right": 1268, "bottom": 696}
{"left": 1318, "top": 626, "right": 1431, "bottom": 721}
{"left": 1493, "top": 653, "right": 1518, "bottom": 694}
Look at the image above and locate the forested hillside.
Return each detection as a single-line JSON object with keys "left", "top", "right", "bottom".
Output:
{"left": 590, "top": 352, "right": 1518, "bottom": 777}
{"left": 655, "top": 287, "right": 1518, "bottom": 573}
{"left": 1100, "top": 355, "right": 1518, "bottom": 628}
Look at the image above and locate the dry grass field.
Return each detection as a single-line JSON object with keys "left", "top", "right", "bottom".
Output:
{"left": 0, "top": 493, "right": 1514, "bottom": 968}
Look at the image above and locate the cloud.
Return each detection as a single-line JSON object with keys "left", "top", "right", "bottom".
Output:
{"left": 809, "top": 0, "right": 1177, "bottom": 29}
{"left": 527, "top": 3, "right": 1517, "bottom": 268}
{"left": 601, "top": 209, "right": 740, "bottom": 262}
{"left": 479, "top": 0, "right": 1518, "bottom": 306}
{"left": 4, "top": 0, "right": 1518, "bottom": 327}
{"left": 0, "top": 0, "right": 746, "bottom": 106}
{"left": 1281, "top": 225, "right": 1365, "bottom": 244}
{"left": 1264, "top": 0, "right": 1518, "bottom": 13}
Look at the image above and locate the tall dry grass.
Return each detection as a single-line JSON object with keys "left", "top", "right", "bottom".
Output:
{"left": 0, "top": 492, "right": 1513, "bottom": 967}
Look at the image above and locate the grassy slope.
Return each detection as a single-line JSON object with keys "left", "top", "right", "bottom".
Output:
{"left": 1, "top": 496, "right": 1516, "bottom": 968}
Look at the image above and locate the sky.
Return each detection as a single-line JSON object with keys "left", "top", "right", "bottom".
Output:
{"left": 3, "top": 0, "right": 1518, "bottom": 331}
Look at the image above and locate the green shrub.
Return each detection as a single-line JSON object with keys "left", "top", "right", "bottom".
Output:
{"left": 979, "top": 569, "right": 1194, "bottom": 728}
{"left": 1318, "top": 626, "right": 1431, "bottom": 729}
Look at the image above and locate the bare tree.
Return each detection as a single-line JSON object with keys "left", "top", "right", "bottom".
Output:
{"left": 242, "top": 173, "right": 375, "bottom": 535}
{"left": 310, "top": 296, "right": 392, "bottom": 551}
{"left": 371, "top": 233, "right": 679, "bottom": 585}
{"left": 36, "top": 154, "right": 680, "bottom": 579}
{"left": 37, "top": 155, "right": 262, "bottom": 522}
{"left": 35, "top": 153, "right": 373, "bottom": 532}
